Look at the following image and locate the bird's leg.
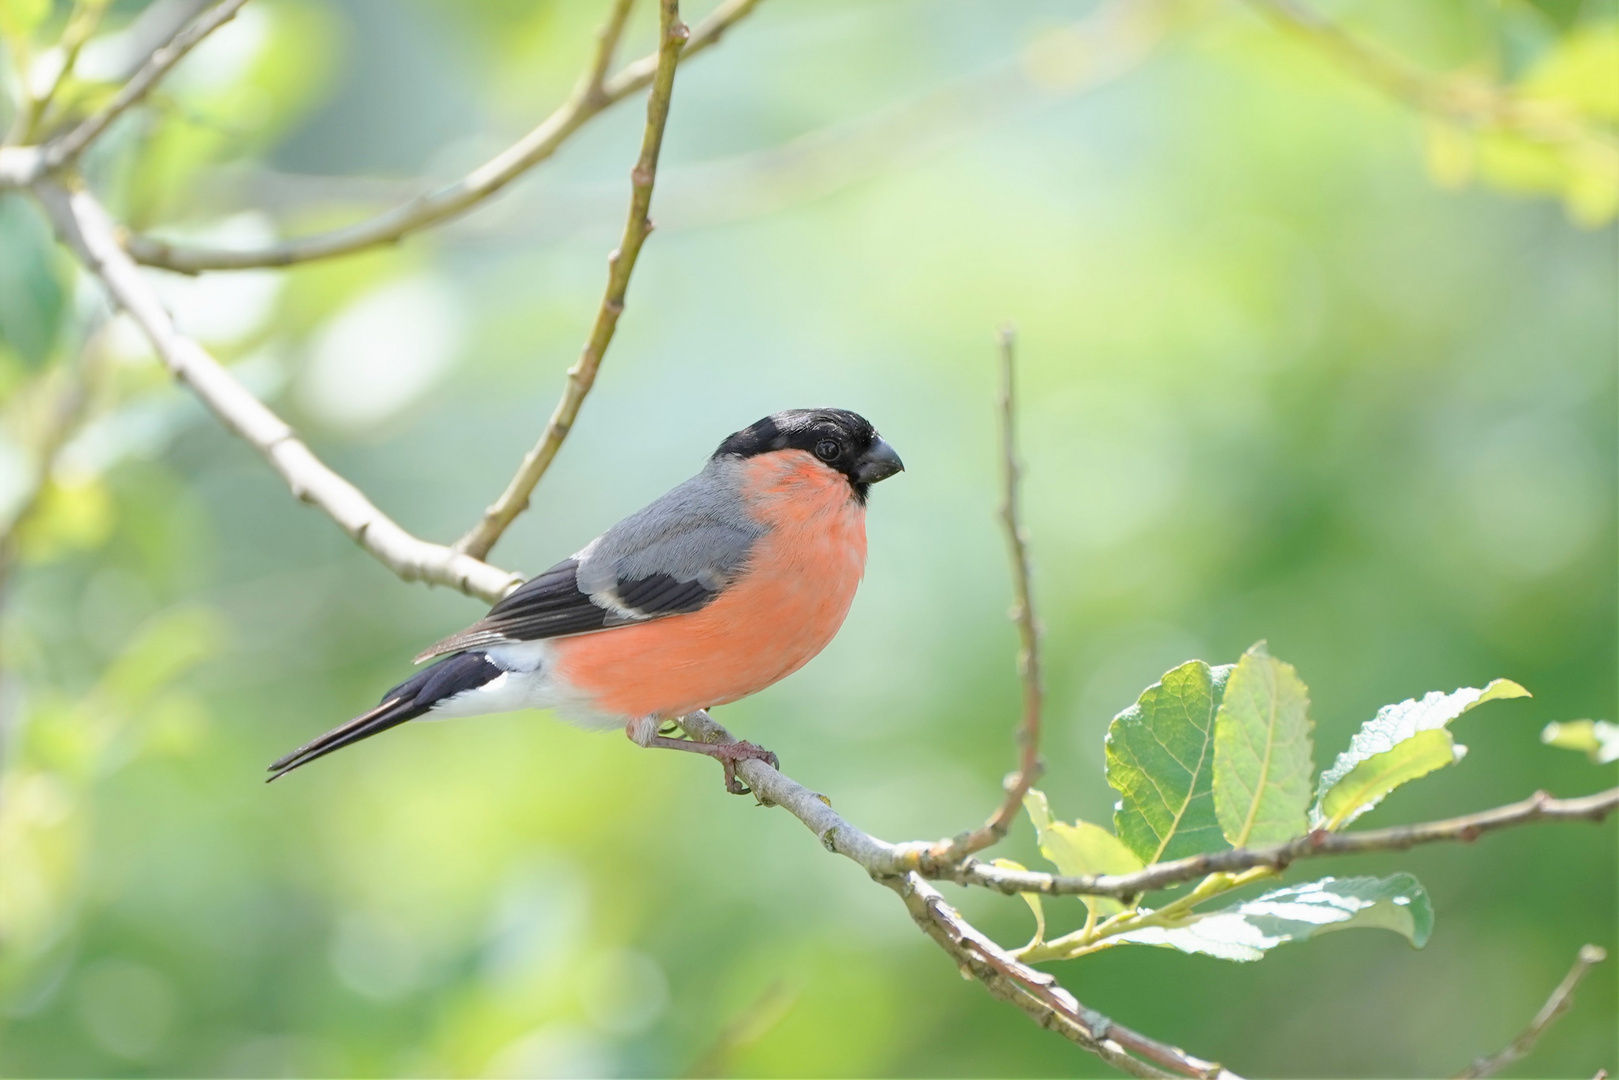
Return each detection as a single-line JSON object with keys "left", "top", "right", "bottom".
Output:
{"left": 625, "top": 716, "right": 780, "bottom": 795}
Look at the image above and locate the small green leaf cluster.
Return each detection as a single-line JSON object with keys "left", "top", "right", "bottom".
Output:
{"left": 1014, "top": 643, "right": 1531, "bottom": 964}
{"left": 1422, "top": 24, "right": 1619, "bottom": 227}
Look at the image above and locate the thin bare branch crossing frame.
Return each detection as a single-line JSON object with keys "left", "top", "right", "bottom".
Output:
{"left": 116, "top": 0, "right": 764, "bottom": 274}
{"left": 455, "top": 0, "right": 690, "bottom": 561}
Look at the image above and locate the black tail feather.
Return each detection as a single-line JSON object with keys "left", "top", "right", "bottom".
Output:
{"left": 266, "top": 698, "right": 424, "bottom": 780}
{"left": 267, "top": 652, "right": 502, "bottom": 781}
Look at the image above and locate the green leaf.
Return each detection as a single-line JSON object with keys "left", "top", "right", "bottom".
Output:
{"left": 1106, "top": 660, "right": 1232, "bottom": 865}
{"left": 1311, "top": 679, "right": 1529, "bottom": 829}
{"left": 1114, "top": 874, "right": 1433, "bottom": 962}
{"left": 1023, "top": 789, "right": 1143, "bottom": 917}
{"left": 1315, "top": 730, "right": 1461, "bottom": 832}
{"left": 991, "top": 858, "right": 1045, "bottom": 951}
{"left": 1212, "top": 643, "right": 1314, "bottom": 848}
{"left": 1542, "top": 720, "right": 1619, "bottom": 765}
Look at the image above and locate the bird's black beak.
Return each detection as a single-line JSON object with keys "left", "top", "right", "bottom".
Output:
{"left": 856, "top": 437, "right": 904, "bottom": 484}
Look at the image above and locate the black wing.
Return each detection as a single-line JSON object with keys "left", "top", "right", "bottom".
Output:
{"left": 414, "top": 557, "right": 717, "bottom": 661}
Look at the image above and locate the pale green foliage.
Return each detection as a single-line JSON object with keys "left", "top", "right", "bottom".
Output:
{"left": 0, "top": 0, "right": 49, "bottom": 40}
{"left": 1310, "top": 680, "right": 1530, "bottom": 830}
{"left": 1106, "top": 660, "right": 1232, "bottom": 864}
{"left": 1314, "top": 730, "right": 1460, "bottom": 832}
{"left": 1, "top": 606, "right": 223, "bottom": 993}
{"left": 1212, "top": 643, "right": 1315, "bottom": 848}
{"left": 991, "top": 858, "right": 1047, "bottom": 951}
{"left": 1023, "top": 789, "right": 1142, "bottom": 917}
{"left": 1423, "top": 24, "right": 1619, "bottom": 226}
{"left": 1542, "top": 720, "right": 1619, "bottom": 764}
{"left": 1113, "top": 874, "right": 1433, "bottom": 962}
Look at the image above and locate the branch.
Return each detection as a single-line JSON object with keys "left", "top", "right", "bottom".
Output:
{"left": 37, "top": 0, "right": 251, "bottom": 174}
{"left": 892, "top": 875, "right": 1240, "bottom": 1079}
{"left": 33, "top": 180, "right": 523, "bottom": 603}
{"left": 1455, "top": 944, "right": 1608, "bottom": 1079}
{"left": 5, "top": 0, "right": 111, "bottom": 145}
{"left": 671, "top": 711, "right": 1233, "bottom": 1076}
{"left": 675, "top": 715, "right": 1229, "bottom": 1077}
{"left": 947, "top": 786, "right": 1619, "bottom": 900}
{"left": 453, "top": 0, "right": 688, "bottom": 561}
{"left": 122, "top": 0, "right": 761, "bottom": 273}
{"left": 677, "top": 708, "right": 1617, "bottom": 1074}
{"left": 928, "top": 324, "right": 1045, "bottom": 862}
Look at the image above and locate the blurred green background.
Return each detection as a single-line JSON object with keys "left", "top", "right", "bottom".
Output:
{"left": 1, "top": 0, "right": 1615, "bottom": 1076}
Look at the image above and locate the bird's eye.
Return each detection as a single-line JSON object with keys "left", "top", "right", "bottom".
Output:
{"left": 814, "top": 438, "right": 840, "bottom": 462}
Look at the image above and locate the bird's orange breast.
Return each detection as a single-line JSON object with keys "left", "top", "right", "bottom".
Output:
{"left": 551, "top": 451, "right": 867, "bottom": 721}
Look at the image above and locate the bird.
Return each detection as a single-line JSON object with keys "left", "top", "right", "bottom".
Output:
{"left": 267, "top": 409, "right": 904, "bottom": 792}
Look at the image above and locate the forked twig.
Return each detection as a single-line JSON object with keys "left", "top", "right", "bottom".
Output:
{"left": 454, "top": 0, "right": 689, "bottom": 560}
{"left": 893, "top": 874, "right": 1240, "bottom": 1079}
{"left": 35, "top": 181, "right": 523, "bottom": 603}
{"left": 121, "top": 0, "right": 763, "bottom": 273}
{"left": 927, "top": 324, "right": 1044, "bottom": 863}
{"left": 38, "top": 0, "right": 251, "bottom": 173}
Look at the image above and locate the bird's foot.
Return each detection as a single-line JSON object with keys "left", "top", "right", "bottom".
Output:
{"left": 709, "top": 739, "right": 780, "bottom": 795}
{"left": 627, "top": 721, "right": 780, "bottom": 795}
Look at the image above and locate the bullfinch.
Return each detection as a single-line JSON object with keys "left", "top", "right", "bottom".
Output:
{"left": 268, "top": 409, "right": 903, "bottom": 791}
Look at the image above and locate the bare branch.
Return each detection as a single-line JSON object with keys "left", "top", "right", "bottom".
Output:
{"left": 453, "top": 0, "right": 689, "bottom": 561}
{"left": 928, "top": 324, "right": 1045, "bottom": 863}
{"left": 678, "top": 709, "right": 1619, "bottom": 904}
{"left": 33, "top": 180, "right": 523, "bottom": 603}
{"left": 5, "top": 0, "right": 111, "bottom": 145}
{"left": 892, "top": 874, "right": 1240, "bottom": 1080}
{"left": 122, "top": 0, "right": 762, "bottom": 274}
{"left": 948, "top": 786, "right": 1619, "bottom": 900}
{"left": 1455, "top": 944, "right": 1608, "bottom": 1079}
{"left": 37, "top": 0, "right": 251, "bottom": 174}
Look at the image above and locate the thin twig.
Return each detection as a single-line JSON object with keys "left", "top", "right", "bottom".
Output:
{"left": 121, "top": 0, "right": 762, "bottom": 273}
{"left": 677, "top": 709, "right": 1619, "bottom": 902}
{"left": 5, "top": 0, "right": 110, "bottom": 145}
{"left": 891, "top": 874, "right": 1238, "bottom": 1080}
{"left": 37, "top": 0, "right": 251, "bottom": 174}
{"left": 34, "top": 180, "right": 523, "bottom": 603}
{"left": 949, "top": 787, "right": 1619, "bottom": 899}
{"left": 928, "top": 324, "right": 1044, "bottom": 862}
{"left": 1455, "top": 944, "right": 1608, "bottom": 1079}
{"left": 582, "top": 0, "right": 638, "bottom": 101}
{"left": 453, "top": 0, "right": 688, "bottom": 561}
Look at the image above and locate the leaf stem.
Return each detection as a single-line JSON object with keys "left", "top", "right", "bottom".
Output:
{"left": 1020, "top": 868, "right": 1277, "bottom": 961}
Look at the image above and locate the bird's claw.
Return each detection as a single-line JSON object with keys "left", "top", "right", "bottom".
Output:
{"left": 716, "top": 740, "right": 780, "bottom": 796}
